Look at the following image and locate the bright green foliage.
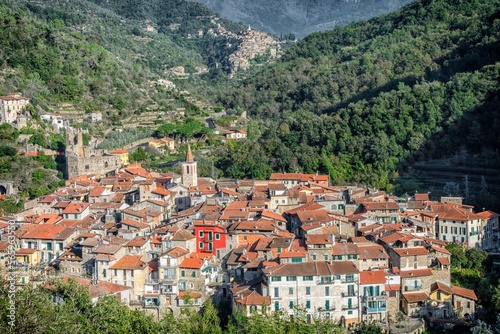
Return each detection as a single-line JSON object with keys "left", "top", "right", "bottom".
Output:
{"left": 130, "top": 147, "right": 148, "bottom": 162}
{"left": 218, "top": 0, "right": 500, "bottom": 191}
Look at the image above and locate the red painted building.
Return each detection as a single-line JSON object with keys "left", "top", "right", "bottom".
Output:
{"left": 193, "top": 220, "right": 228, "bottom": 258}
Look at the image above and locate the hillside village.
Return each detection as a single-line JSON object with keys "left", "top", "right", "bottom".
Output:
{"left": 1, "top": 143, "right": 499, "bottom": 332}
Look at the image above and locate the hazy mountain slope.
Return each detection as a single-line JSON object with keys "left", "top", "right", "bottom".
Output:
{"left": 216, "top": 0, "right": 500, "bottom": 202}
{"left": 190, "top": 0, "right": 413, "bottom": 38}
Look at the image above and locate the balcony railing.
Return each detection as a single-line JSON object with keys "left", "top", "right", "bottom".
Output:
{"left": 365, "top": 306, "right": 387, "bottom": 313}
{"left": 363, "top": 294, "right": 387, "bottom": 301}
{"left": 145, "top": 279, "right": 159, "bottom": 284}
{"left": 317, "top": 278, "right": 334, "bottom": 285}
{"left": 342, "top": 292, "right": 357, "bottom": 298}
{"left": 342, "top": 304, "right": 358, "bottom": 310}
{"left": 144, "top": 300, "right": 161, "bottom": 308}
{"left": 405, "top": 285, "right": 422, "bottom": 291}
{"left": 129, "top": 300, "right": 143, "bottom": 306}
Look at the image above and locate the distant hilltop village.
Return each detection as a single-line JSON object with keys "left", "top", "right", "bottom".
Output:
{"left": 2, "top": 147, "right": 498, "bottom": 331}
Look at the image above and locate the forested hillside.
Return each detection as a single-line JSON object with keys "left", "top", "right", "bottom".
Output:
{"left": 0, "top": 0, "right": 250, "bottom": 119}
{"left": 218, "top": 0, "right": 500, "bottom": 198}
{"left": 191, "top": 0, "right": 413, "bottom": 38}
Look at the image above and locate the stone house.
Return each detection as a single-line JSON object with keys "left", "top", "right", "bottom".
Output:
{"left": 19, "top": 225, "right": 78, "bottom": 263}
{"left": 109, "top": 254, "right": 148, "bottom": 301}
{"left": 0, "top": 93, "right": 30, "bottom": 123}
{"left": 262, "top": 261, "right": 360, "bottom": 326}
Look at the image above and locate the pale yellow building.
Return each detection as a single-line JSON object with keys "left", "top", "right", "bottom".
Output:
{"left": 109, "top": 149, "right": 129, "bottom": 166}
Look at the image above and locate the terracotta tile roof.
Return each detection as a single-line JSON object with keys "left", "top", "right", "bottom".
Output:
{"left": 236, "top": 290, "right": 271, "bottom": 306}
{"left": 263, "top": 261, "right": 358, "bottom": 276}
{"left": 362, "top": 201, "right": 400, "bottom": 211}
{"left": 225, "top": 201, "right": 249, "bottom": 210}
{"left": 110, "top": 255, "right": 146, "bottom": 270}
{"left": 477, "top": 210, "right": 500, "bottom": 219}
{"left": 393, "top": 247, "right": 429, "bottom": 256}
{"left": 220, "top": 210, "right": 250, "bottom": 221}
{"left": 0, "top": 241, "right": 9, "bottom": 251}
{"left": 261, "top": 210, "right": 286, "bottom": 222}
{"left": 437, "top": 257, "right": 450, "bottom": 266}
{"left": 171, "top": 229, "right": 195, "bottom": 241}
{"left": 360, "top": 270, "right": 386, "bottom": 284}
{"left": 399, "top": 268, "right": 432, "bottom": 278}
{"left": 15, "top": 248, "right": 38, "bottom": 255}
{"left": 357, "top": 244, "right": 389, "bottom": 260}
{"left": 39, "top": 195, "right": 58, "bottom": 203}
{"left": 306, "top": 234, "right": 333, "bottom": 245}
{"left": 414, "top": 193, "right": 429, "bottom": 201}
{"left": 109, "top": 149, "right": 128, "bottom": 154}
{"left": 270, "top": 172, "right": 317, "bottom": 182}
{"left": 54, "top": 275, "right": 131, "bottom": 298}
{"left": 121, "top": 219, "right": 149, "bottom": 230}
{"left": 62, "top": 202, "right": 90, "bottom": 214}
{"left": 88, "top": 186, "right": 106, "bottom": 197}
{"left": 296, "top": 209, "right": 329, "bottom": 223}
{"left": 94, "top": 244, "right": 122, "bottom": 254}
{"left": 452, "top": 285, "right": 477, "bottom": 301}
{"left": 57, "top": 250, "right": 82, "bottom": 261}
{"left": 179, "top": 257, "right": 204, "bottom": 269}
{"left": 431, "top": 245, "right": 451, "bottom": 255}
{"left": 279, "top": 250, "right": 306, "bottom": 258}
{"left": 164, "top": 246, "right": 189, "bottom": 258}
{"left": 21, "top": 225, "right": 75, "bottom": 241}
{"left": 331, "top": 243, "right": 359, "bottom": 256}
{"left": 285, "top": 202, "right": 324, "bottom": 215}
{"left": 431, "top": 281, "right": 454, "bottom": 295}
{"left": 379, "top": 232, "right": 407, "bottom": 244}
{"left": 79, "top": 238, "right": 101, "bottom": 247}
{"left": 151, "top": 236, "right": 162, "bottom": 244}
{"left": 95, "top": 254, "right": 115, "bottom": 262}
{"left": 126, "top": 236, "right": 147, "bottom": 247}
{"left": 403, "top": 292, "right": 429, "bottom": 303}
{"left": 431, "top": 203, "right": 481, "bottom": 221}
{"left": 177, "top": 291, "right": 201, "bottom": 299}
{"left": 152, "top": 187, "right": 171, "bottom": 196}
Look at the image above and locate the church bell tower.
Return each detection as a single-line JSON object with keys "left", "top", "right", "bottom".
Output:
{"left": 182, "top": 144, "right": 197, "bottom": 188}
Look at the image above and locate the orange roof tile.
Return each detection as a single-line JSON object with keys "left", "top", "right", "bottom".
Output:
{"left": 403, "top": 292, "right": 429, "bottom": 303}
{"left": 62, "top": 202, "right": 90, "bottom": 214}
{"left": 179, "top": 257, "right": 204, "bottom": 269}
{"left": 110, "top": 255, "right": 146, "bottom": 270}
{"left": 399, "top": 268, "right": 432, "bottom": 278}
{"left": 360, "top": 270, "right": 386, "bottom": 284}
{"left": 177, "top": 291, "right": 201, "bottom": 299}
{"left": 452, "top": 285, "right": 477, "bottom": 301}
{"left": 393, "top": 247, "right": 429, "bottom": 256}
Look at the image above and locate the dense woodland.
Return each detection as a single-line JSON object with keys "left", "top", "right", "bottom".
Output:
{"left": 216, "top": 0, "right": 500, "bottom": 205}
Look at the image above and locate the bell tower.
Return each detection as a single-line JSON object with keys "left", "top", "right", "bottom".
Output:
{"left": 182, "top": 144, "right": 197, "bottom": 188}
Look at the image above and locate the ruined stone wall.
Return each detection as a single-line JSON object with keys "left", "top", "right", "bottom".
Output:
{"left": 66, "top": 155, "right": 120, "bottom": 179}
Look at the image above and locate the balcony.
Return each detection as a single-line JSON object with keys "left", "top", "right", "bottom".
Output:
{"left": 145, "top": 279, "right": 160, "bottom": 284}
{"left": 341, "top": 292, "right": 357, "bottom": 298}
{"left": 317, "top": 278, "right": 334, "bottom": 285}
{"left": 365, "top": 305, "right": 387, "bottom": 313}
{"left": 405, "top": 285, "right": 422, "bottom": 292}
{"left": 342, "top": 304, "right": 358, "bottom": 310}
{"left": 341, "top": 276, "right": 358, "bottom": 284}
{"left": 129, "top": 300, "right": 143, "bottom": 306}
{"left": 144, "top": 299, "right": 161, "bottom": 308}
{"left": 363, "top": 294, "right": 387, "bottom": 301}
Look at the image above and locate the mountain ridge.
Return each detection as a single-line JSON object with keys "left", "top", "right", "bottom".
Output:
{"left": 189, "top": 0, "right": 414, "bottom": 38}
